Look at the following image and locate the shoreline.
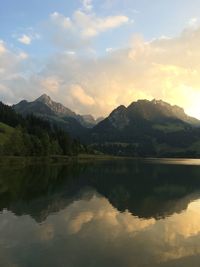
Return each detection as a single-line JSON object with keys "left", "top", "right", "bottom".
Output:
{"left": 0, "top": 154, "right": 125, "bottom": 166}
{"left": 0, "top": 154, "right": 200, "bottom": 166}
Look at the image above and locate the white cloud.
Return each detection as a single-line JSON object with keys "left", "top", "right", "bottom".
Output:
{"left": 41, "top": 77, "right": 61, "bottom": 93}
{"left": 3, "top": 18, "right": 200, "bottom": 118}
{"left": 18, "top": 52, "right": 29, "bottom": 60}
{"left": 75, "top": 11, "right": 129, "bottom": 37}
{"left": 0, "top": 41, "right": 28, "bottom": 77}
{"left": 18, "top": 34, "right": 32, "bottom": 45}
{"left": 188, "top": 17, "right": 199, "bottom": 29}
{"left": 16, "top": 30, "right": 40, "bottom": 45}
{"left": 106, "top": 47, "right": 114, "bottom": 53}
{"left": 50, "top": 12, "right": 72, "bottom": 29}
{"left": 0, "top": 40, "right": 7, "bottom": 54}
{"left": 44, "top": 25, "right": 200, "bottom": 117}
{"left": 64, "top": 51, "right": 76, "bottom": 55}
{"left": 82, "top": 0, "right": 93, "bottom": 11}
{"left": 70, "top": 84, "right": 95, "bottom": 106}
{"left": 0, "top": 41, "right": 33, "bottom": 103}
{"left": 46, "top": 4, "right": 130, "bottom": 52}
{"left": 49, "top": 9, "right": 129, "bottom": 40}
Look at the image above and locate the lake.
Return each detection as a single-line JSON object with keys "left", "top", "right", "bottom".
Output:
{"left": 0, "top": 159, "right": 200, "bottom": 267}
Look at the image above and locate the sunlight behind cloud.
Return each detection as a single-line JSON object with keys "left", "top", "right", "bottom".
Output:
{"left": 70, "top": 85, "right": 95, "bottom": 106}
{"left": 1, "top": 1, "right": 200, "bottom": 118}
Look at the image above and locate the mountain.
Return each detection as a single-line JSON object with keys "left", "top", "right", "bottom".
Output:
{"left": 13, "top": 95, "right": 200, "bottom": 157}
{"left": 13, "top": 94, "right": 99, "bottom": 137}
{"left": 104, "top": 99, "right": 199, "bottom": 129}
{"left": 36, "top": 94, "right": 77, "bottom": 117}
{"left": 14, "top": 94, "right": 97, "bottom": 127}
{"left": 127, "top": 99, "right": 200, "bottom": 125}
{"left": 92, "top": 99, "right": 200, "bottom": 137}
{"left": 90, "top": 99, "right": 200, "bottom": 157}
{"left": 96, "top": 116, "right": 105, "bottom": 124}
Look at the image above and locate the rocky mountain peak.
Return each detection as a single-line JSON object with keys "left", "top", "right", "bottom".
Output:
{"left": 36, "top": 94, "right": 52, "bottom": 104}
{"left": 14, "top": 94, "right": 101, "bottom": 128}
{"left": 109, "top": 105, "right": 129, "bottom": 129}
{"left": 110, "top": 105, "right": 126, "bottom": 115}
{"left": 35, "top": 94, "right": 76, "bottom": 117}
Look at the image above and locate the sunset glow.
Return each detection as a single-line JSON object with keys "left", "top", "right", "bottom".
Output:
{"left": 1, "top": 0, "right": 200, "bottom": 117}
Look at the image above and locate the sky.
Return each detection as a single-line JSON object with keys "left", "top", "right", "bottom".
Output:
{"left": 1, "top": 0, "right": 200, "bottom": 118}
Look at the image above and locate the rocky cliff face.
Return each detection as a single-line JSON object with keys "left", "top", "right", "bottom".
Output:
{"left": 36, "top": 94, "right": 76, "bottom": 117}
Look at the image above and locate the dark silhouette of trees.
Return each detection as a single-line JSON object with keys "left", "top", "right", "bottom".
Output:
{"left": 0, "top": 102, "right": 85, "bottom": 156}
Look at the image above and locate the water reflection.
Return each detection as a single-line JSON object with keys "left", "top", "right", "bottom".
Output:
{"left": 0, "top": 160, "right": 200, "bottom": 266}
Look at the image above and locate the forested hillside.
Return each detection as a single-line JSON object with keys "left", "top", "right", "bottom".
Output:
{"left": 0, "top": 102, "right": 86, "bottom": 156}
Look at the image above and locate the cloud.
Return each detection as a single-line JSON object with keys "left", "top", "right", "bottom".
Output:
{"left": 18, "top": 52, "right": 29, "bottom": 60}
{"left": 46, "top": 25, "right": 200, "bottom": 118}
{"left": 49, "top": 9, "right": 129, "bottom": 45}
{"left": 68, "top": 211, "right": 94, "bottom": 233}
{"left": 82, "top": 0, "right": 93, "bottom": 11}
{"left": 70, "top": 84, "right": 95, "bottom": 106}
{"left": 3, "top": 17, "right": 200, "bottom": 119}
{"left": 106, "top": 47, "right": 114, "bottom": 53}
{"left": 41, "top": 77, "right": 61, "bottom": 94}
{"left": 18, "top": 34, "right": 32, "bottom": 45}
{"left": 73, "top": 10, "right": 129, "bottom": 37}
{"left": 0, "top": 41, "right": 28, "bottom": 80}
{"left": 15, "top": 30, "right": 40, "bottom": 45}
{"left": 187, "top": 17, "right": 200, "bottom": 29}
{"left": 0, "top": 40, "right": 7, "bottom": 54}
{"left": 50, "top": 12, "right": 72, "bottom": 29}
{"left": 0, "top": 41, "right": 36, "bottom": 104}
{"left": 1, "top": 191, "right": 200, "bottom": 267}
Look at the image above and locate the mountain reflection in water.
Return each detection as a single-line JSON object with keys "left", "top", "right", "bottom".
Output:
{"left": 0, "top": 159, "right": 200, "bottom": 267}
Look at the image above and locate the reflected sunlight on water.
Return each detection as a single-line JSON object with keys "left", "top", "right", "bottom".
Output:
{"left": 145, "top": 158, "right": 200, "bottom": 165}
{"left": 0, "top": 193, "right": 200, "bottom": 267}
{"left": 0, "top": 160, "right": 200, "bottom": 267}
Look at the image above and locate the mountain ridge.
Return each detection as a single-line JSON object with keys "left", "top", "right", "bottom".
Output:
{"left": 13, "top": 94, "right": 200, "bottom": 157}
{"left": 13, "top": 94, "right": 104, "bottom": 136}
{"left": 89, "top": 99, "right": 200, "bottom": 157}
{"left": 14, "top": 94, "right": 200, "bottom": 128}
{"left": 108, "top": 99, "right": 200, "bottom": 129}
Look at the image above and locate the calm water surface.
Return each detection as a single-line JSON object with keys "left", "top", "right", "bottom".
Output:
{"left": 1, "top": 159, "right": 200, "bottom": 267}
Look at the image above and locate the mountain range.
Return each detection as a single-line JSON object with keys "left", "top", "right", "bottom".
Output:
{"left": 14, "top": 94, "right": 104, "bottom": 137}
{"left": 13, "top": 94, "right": 200, "bottom": 157}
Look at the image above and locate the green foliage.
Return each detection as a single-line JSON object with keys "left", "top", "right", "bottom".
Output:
{"left": 0, "top": 102, "right": 86, "bottom": 156}
{"left": 3, "top": 126, "right": 26, "bottom": 156}
{"left": 0, "top": 122, "right": 14, "bottom": 145}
